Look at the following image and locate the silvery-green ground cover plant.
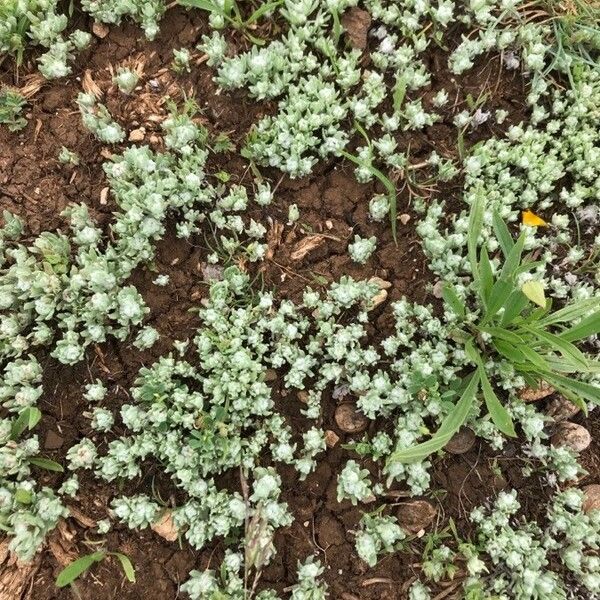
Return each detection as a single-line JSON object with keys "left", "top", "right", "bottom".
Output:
{"left": 0, "top": 1, "right": 599, "bottom": 598}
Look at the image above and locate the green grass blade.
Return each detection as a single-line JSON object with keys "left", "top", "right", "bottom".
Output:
{"left": 178, "top": 0, "right": 225, "bottom": 15}
{"left": 500, "top": 289, "right": 529, "bottom": 326}
{"left": 112, "top": 553, "right": 136, "bottom": 583}
{"left": 499, "top": 232, "right": 526, "bottom": 281}
{"left": 482, "top": 278, "right": 513, "bottom": 322}
{"left": 515, "top": 343, "right": 552, "bottom": 371}
{"left": 393, "top": 75, "right": 407, "bottom": 112}
{"left": 492, "top": 210, "right": 514, "bottom": 258}
{"left": 493, "top": 339, "right": 527, "bottom": 363}
{"left": 538, "top": 372, "right": 600, "bottom": 411}
{"left": 29, "top": 457, "right": 64, "bottom": 472}
{"left": 524, "top": 326, "right": 589, "bottom": 369}
{"left": 481, "top": 326, "right": 525, "bottom": 345}
{"left": 560, "top": 310, "right": 600, "bottom": 342}
{"left": 11, "top": 406, "right": 42, "bottom": 440}
{"left": 331, "top": 8, "right": 342, "bottom": 44}
{"left": 56, "top": 552, "right": 106, "bottom": 588}
{"left": 543, "top": 357, "right": 600, "bottom": 374}
{"left": 537, "top": 298, "right": 600, "bottom": 326}
{"left": 479, "top": 246, "right": 494, "bottom": 306}
{"left": 341, "top": 150, "right": 397, "bottom": 241}
{"left": 442, "top": 283, "right": 466, "bottom": 318}
{"left": 385, "top": 372, "right": 479, "bottom": 464}
{"left": 479, "top": 366, "right": 516, "bottom": 437}
{"left": 467, "top": 191, "right": 485, "bottom": 289}
{"left": 246, "top": 1, "right": 283, "bottom": 25}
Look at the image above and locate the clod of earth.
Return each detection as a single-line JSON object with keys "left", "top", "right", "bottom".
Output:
{"left": 340, "top": 8, "right": 372, "bottom": 49}
{"left": 44, "top": 430, "right": 64, "bottom": 450}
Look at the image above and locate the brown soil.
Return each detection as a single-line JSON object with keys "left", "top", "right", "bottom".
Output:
{"left": 1, "top": 7, "right": 598, "bottom": 600}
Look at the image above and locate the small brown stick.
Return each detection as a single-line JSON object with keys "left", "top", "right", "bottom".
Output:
{"left": 361, "top": 577, "right": 394, "bottom": 587}
{"left": 266, "top": 258, "right": 313, "bottom": 283}
{"left": 431, "top": 579, "right": 464, "bottom": 600}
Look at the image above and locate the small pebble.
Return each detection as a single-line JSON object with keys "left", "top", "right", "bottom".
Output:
{"left": 151, "top": 511, "right": 178, "bottom": 542}
{"left": 397, "top": 500, "right": 437, "bottom": 533}
{"left": 44, "top": 430, "right": 64, "bottom": 450}
{"left": 582, "top": 484, "right": 600, "bottom": 514}
{"left": 92, "top": 22, "right": 109, "bottom": 38}
{"left": 546, "top": 395, "right": 580, "bottom": 422}
{"left": 128, "top": 128, "right": 145, "bottom": 142}
{"left": 334, "top": 403, "right": 369, "bottom": 434}
{"left": 264, "top": 369, "right": 277, "bottom": 382}
{"left": 551, "top": 422, "right": 591, "bottom": 453}
{"left": 518, "top": 381, "right": 554, "bottom": 402}
{"left": 444, "top": 427, "right": 475, "bottom": 454}
{"left": 325, "top": 430, "right": 340, "bottom": 448}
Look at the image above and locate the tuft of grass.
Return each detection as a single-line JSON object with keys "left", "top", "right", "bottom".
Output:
{"left": 522, "top": 0, "right": 600, "bottom": 79}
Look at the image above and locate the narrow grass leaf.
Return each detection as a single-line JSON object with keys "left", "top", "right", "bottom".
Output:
{"left": 479, "top": 366, "right": 516, "bottom": 437}
{"left": 540, "top": 371, "right": 600, "bottom": 407}
{"left": 442, "top": 283, "right": 465, "bottom": 318}
{"left": 483, "top": 278, "right": 513, "bottom": 322}
{"left": 467, "top": 191, "right": 485, "bottom": 287}
{"left": 386, "top": 372, "right": 479, "bottom": 464}
{"left": 331, "top": 9, "right": 341, "bottom": 44}
{"left": 543, "top": 357, "right": 599, "bottom": 374}
{"left": 537, "top": 298, "right": 599, "bottom": 326}
{"left": 481, "top": 327, "right": 524, "bottom": 344}
{"left": 11, "top": 406, "right": 42, "bottom": 440}
{"left": 493, "top": 339, "right": 527, "bottom": 363}
{"left": 499, "top": 232, "right": 525, "bottom": 280}
{"left": 56, "top": 552, "right": 106, "bottom": 588}
{"left": 29, "top": 457, "right": 64, "bottom": 472}
{"left": 491, "top": 210, "right": 514, "bottom": 258}
{"left": 560, "top": 310, "right": 600, "bottom": 342}
{"left": 500, "top": 290, "right": 529, "bottom": 326}
{"left": 178, "top": 0, "right": 225, "bottom": 16}
{"left": 112, "top": 553, "right": 136, "bottom": 583}
{"left": 525, "top": 326, "right": 589, "bottom": 368}
{"left": 479, "top": 246, "right": 494, "bottom": 306}
{"left": 246, "top": 0, "right": 282, "bottom": 24}
{"left": 393, "top": 75, "right": 407, "bottom": 112}
{"left": 515, "top": 343, "right": 551, "bottom": 371}
{"left": 341, "top": 150, "right": 397, "bottom": 240}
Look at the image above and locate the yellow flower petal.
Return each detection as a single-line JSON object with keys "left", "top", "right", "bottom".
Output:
{"left": 522, "top": 280, "right": 546, "bottom": 308}
{"left": 522, "top": 210, "right": 547, "bottom": 227}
